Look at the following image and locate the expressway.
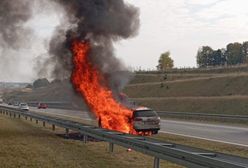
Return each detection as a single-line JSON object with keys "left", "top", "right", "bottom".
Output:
{"left": 5, "top": 104, "right": 248, "bottom": 147}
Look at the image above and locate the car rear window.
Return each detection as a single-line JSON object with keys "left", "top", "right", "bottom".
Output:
{"left": 133, "top": 110, "right": 158, "bottom": 117}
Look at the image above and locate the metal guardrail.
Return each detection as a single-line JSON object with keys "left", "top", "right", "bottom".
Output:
{"left": 0, "top": 106, "right": 248, "bottom": 168}
{"left": 157, "top": 111, "right": 248, "bottom": 121}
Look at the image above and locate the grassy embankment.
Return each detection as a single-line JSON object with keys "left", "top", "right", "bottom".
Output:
{"left": 125, "top": 70, "right": 248, "bottom": 117}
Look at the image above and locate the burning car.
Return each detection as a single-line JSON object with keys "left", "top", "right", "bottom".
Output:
{"left": 98, "top": 106, "right": 160, "bottom": 135}
{"left": 132, "top": 107, "right": 160, "bottom": 135}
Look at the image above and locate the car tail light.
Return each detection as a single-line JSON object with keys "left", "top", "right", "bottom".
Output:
{"left": 134, "top": 117, "right": 142, "bottom": 121}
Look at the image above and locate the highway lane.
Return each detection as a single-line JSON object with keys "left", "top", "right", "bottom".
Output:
{"left": 5, "top": 104, "right": 248, "bottom": 147}
{"left": 160, "top": 120, "right": 248, "bottom": 147}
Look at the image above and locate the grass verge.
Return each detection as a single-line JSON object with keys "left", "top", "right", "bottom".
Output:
{"left": 0, "top": 115, "right": 181, "bottom": 168}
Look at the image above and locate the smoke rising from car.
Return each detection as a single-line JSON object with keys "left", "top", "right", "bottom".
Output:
{"left": 42, "top": 0, "right": 140, "bottom": 95}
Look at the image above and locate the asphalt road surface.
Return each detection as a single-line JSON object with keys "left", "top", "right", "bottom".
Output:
{"left": 5, "top": 104, "right": 248, "bottom": 147}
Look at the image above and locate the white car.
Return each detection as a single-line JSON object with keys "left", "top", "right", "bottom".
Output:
{"left": 19, "top": 103, "right": 29, "bottom": 111}
{"left": 132, "top": 107, "right": 160, "bottom": 134}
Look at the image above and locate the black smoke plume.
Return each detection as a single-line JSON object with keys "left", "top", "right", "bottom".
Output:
{"left": 44, "top": 0, "right": 139, "bottom": 94}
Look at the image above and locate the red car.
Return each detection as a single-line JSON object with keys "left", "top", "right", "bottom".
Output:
{"left": 38, "top": 103, "right": 48, "bottom": 109}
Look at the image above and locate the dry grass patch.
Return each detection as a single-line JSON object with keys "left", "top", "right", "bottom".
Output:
{"left": 0, "top": 115, "right": 183, "bottom": 168}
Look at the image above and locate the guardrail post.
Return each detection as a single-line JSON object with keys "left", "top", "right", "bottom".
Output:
{"left": 30, "top": 117, "right": 32, "bottom": 122}
{"left": 83, "top": 135, "right": 88, "bottom": 143}
{"left": 153, "top": 157, "right": 160, "bottom": 168}
{"left": 18, "top": 114, "right": 20, "bottom": 119}
{"left": 109, "top": 143, "right": 114, "bottom": 153}
{"left": 25, "top": 116, "right": 27, "bottom": 120}
{"left": 14, "top": 113, "right": 16, "bottom": 118}
{"left": 36, "top": 120, "right": 38, "bottom": 124}
{"left": 52, "top": 124, "right": 55, "bottom": 131}
{"left": 43, "top": 121, "right": 46, "bottom": 127}
{"left": 9, "top": 112, "right": 12, "bottom": 117}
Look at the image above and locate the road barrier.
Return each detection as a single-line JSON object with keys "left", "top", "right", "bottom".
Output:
{"left": 1, "top": 106, "right": 248, "bottom": 168}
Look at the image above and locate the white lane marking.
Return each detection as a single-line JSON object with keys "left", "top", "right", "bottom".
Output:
{"left": 161, "top": 131, "right": 248, "bottom": 148}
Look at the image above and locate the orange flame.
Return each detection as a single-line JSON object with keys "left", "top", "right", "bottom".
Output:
{"left": 71, "top": 40, "right": 134, "bottom": 134}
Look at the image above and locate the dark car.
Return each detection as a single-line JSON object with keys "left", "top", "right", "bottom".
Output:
{"left": 38, "top": 103, "right": 48, "bottom": 109}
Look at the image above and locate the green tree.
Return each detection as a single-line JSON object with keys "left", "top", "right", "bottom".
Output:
{"left": 242, "top": 41, "right": 248, "bottom": 63}
{"left": 157, "top": 51, "right": 174, "bottom": 71}
{"left": 212, "top": 49, "right": 226, "bottom": 66}
{"left": 33, "top": 78, "right": 50, "bottom": 89}
{"left": 225, "top": 42, "right": 243, "bottom": 65}
{"left": 196, "top": 46, "right": 214, "bottom": 67}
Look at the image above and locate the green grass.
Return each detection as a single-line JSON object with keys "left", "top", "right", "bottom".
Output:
{"left": 0, "top": 115, "right": 180, "bottom": 168}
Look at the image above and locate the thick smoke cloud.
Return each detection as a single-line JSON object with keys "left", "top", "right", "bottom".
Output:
{"left": 0, "top": 0, "right": 33, "bottom": 49}
{"left": 0, "top": 0, "right": 34, "bottom": 82}
{"left": 0, "top": 0, "right": 139, "bottom": 95}
{"left": 44, "top": 0, "right": 139, "bottom": 93}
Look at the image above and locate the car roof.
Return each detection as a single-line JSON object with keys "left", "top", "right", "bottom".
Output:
{"left": 132, "top": 106, "right": 152, "bottom": 111}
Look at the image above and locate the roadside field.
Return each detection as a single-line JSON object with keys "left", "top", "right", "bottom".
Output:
{"left": 125, "top": 75, "right": 248, "bottom": 98}
{"left": 0, "top": 115, "right": 180, "bottom": 168}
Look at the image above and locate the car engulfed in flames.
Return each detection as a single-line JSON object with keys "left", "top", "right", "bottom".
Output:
{"left": 71, "top": 40, "right": 160, "bottom": 136}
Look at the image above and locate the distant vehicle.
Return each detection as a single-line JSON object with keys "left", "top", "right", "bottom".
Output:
{"left": 19, "top": 103, "right": 29, "bottom": 111}
{"left": 132, "top": 107, "right": 160, "bottom": 135}
{"left": 8, "top": 102, "right": 13, "bottom": 105}
{"left": 37, "top": 103, "right": 48, "bottom": 109}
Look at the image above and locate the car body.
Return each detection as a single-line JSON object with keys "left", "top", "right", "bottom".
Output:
{"left": 19, "top": 103, "right": 29, "bottom": 111}
{"left": 132, "top": 107, "right": 160, "bottom": 134}
{"left": 97, "top": 106, "right": 160, "bottom": 135}
{"left": 37, "top": 103, "right": 48, "bottom": 109}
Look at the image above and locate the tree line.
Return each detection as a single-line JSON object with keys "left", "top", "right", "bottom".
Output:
{"left": 197, "top": 41, "right": 248, "bottom": 67}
